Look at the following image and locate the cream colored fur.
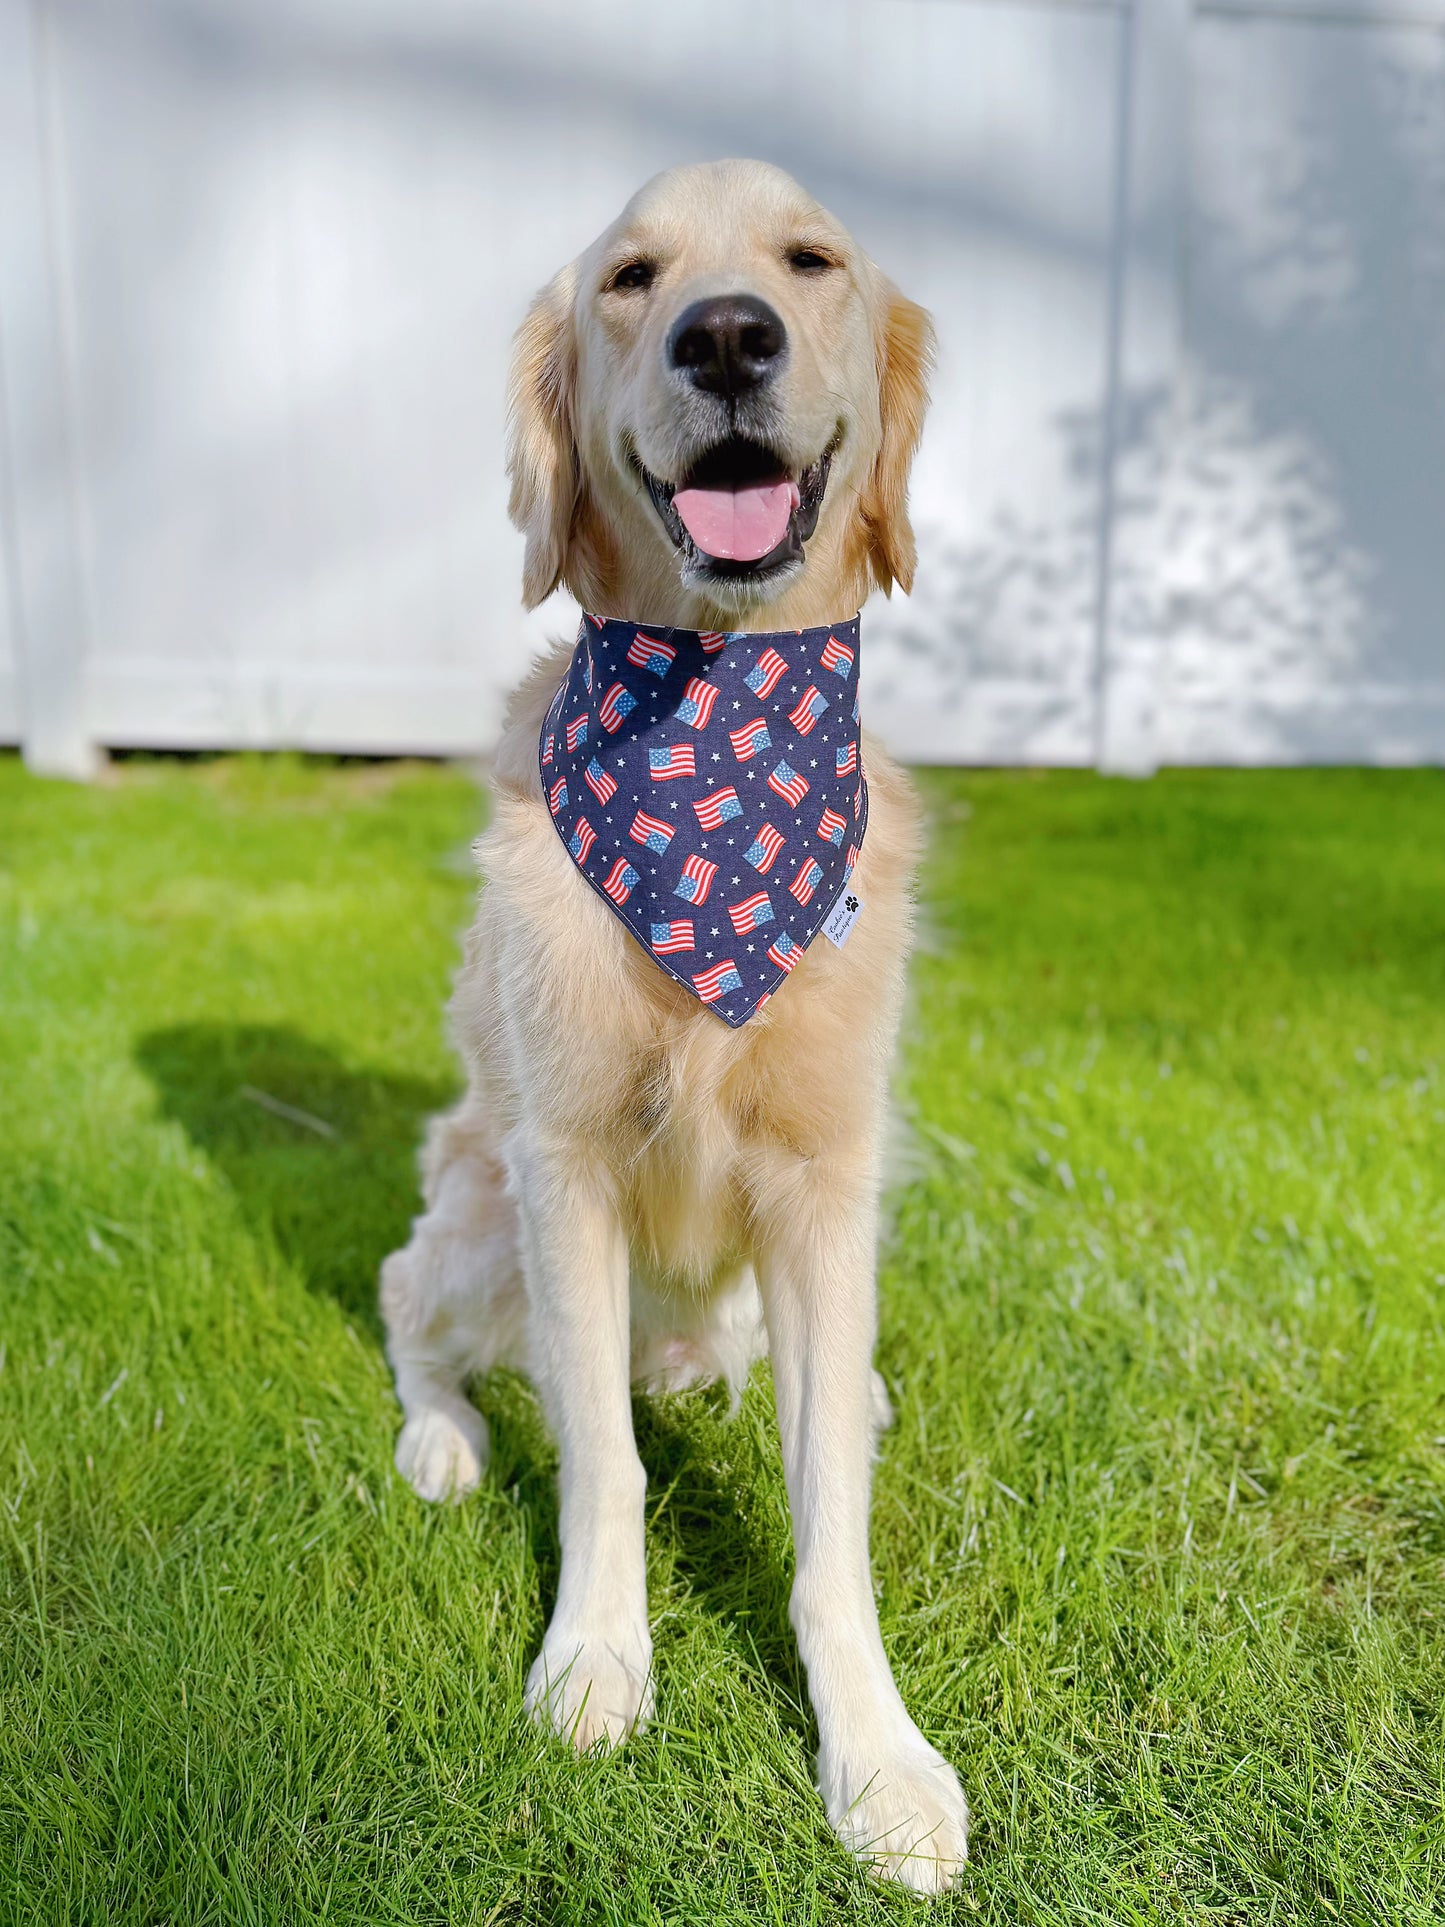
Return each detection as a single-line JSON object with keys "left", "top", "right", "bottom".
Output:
{"left": 380, "top": 160, "right": 968, "bottom": 1893}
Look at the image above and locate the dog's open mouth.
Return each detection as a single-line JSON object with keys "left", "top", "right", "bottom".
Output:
{"left": 640, "top": 435, "right": 833, "bottom": 579}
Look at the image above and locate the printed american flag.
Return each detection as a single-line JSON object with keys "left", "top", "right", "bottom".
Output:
{"left": 541, "top": 731, "right": 554, "bottom": 765}
{"left": 584, "top": 758, "right": 618, "bottom": 803}
{"left": 789, "top": 858, "right": 824, "bottom": 904}
{"left": 650, "top": 918, "right": 694, "bottom": 954}
{"left": 817, "top": 806, "right": 847, "bottom": 846}
{"left": 729, "top": 716, "right": 772, "bottom": 761}
{"left": 836, "top": 741, "right": 858, "bottom": 776}
{"left": 569, "top": 818, "right": 596, "bottom": 862}
{"left": 693, "top": 959, "right": 743, "bottom": 1002}
{"left": 599, "top": 682, "right": 636, "bottom": 732}
{"left": 744, "top": 822, "right": 785, "bottom": 872}
{"left": 698, "top": 631, "right": 726, "bottom": 654}
{"left": 744, "top": 647, "right": 787, "bottom": 698}
{"left": 548, "top": 776, "right": 568, "bottom": 815}
{"left": 629, "top": 808, "right": 675, "bottom": 853}
{"left": 693, "top": 787, "right": 743, "bottom": 830}
{"left": 788, "top": 685, "right": 829, "bottom": 735}
{"left": 673, "top": 853, "right": 718, "bottom": 904}
{"left": 565, "top": 713, "right": 588, "bottom": 752}
{"left": 675, "top": 676, "right": 720, "bottom": 729}
{"left": 602, "top": 857, "right": 639, "bottom": 903}
{"left": 820, "top": 633, "right": 854, "bottom": 676}
{"left": 728, "top": 891, "right": 774, "bottom": 934}
{"left": 767, "top": 760, "right": 810, "bottom": 807}
{"left": 649, "top": 742, "right": 695, "bottom": 781}
{"left": 627, "top": 631, "right": 676, "bottom": 675}
{"left": 766, "top": 930, "right": 802, "bottom": 973}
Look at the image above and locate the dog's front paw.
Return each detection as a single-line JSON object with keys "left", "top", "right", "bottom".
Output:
{"left": 525, "top": 1620, "right": 654, "bottom": 1752}
{"left": 821, "top": 1731, "right": 969, "bottom": 1894}
{"left": 395, "top": 1403, "right": 487, "bottom": 1502}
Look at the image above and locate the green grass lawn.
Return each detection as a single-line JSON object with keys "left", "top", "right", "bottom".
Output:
{"left": 2, "top": 752, "right": 1443, "bottom": 1925}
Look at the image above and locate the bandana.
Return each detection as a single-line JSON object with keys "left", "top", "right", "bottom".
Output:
{"left": 540, "top": 613, "right": 867, "bottom": 1026}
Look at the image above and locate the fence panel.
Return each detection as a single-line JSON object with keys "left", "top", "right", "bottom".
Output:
{"left": 1151, "top": 2, "right": 1445, "bottom": 762}
{"left": 0, "top": 0, "right": 1120, "bottom": 768}
{"left": 2, "top": 1, "right": 1442, "bottom": 769}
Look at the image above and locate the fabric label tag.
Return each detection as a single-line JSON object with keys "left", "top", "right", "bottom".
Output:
{"left": 822, "top": 889, "right": 863, "bottom": 949}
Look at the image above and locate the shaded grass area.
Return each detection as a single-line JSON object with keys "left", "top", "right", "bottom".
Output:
{"left": 2, "top": 752, "right": 1443, "bottom": 1923}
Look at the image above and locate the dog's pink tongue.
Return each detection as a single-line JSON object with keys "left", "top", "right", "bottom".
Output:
{"left": 672, "top": 479, "right": 800, "bottom": 561}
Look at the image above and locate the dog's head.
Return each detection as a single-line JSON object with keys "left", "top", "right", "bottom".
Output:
{"left": 508, "top": 160, "right": 934, "bottom": 623}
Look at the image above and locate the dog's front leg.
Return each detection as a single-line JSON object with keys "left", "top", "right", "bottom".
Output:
{"left": 510, "top": 1130, "right": 652, "bottom": 1750}
{"left": 757, "top": 1165, "right": 969, "bottom": 1893}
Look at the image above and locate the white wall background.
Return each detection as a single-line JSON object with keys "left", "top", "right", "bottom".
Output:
{"left": 2, "top": 0, "right": 1442, "bottom": 774}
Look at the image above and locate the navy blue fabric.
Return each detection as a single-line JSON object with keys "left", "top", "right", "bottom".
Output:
{"left": 540, "top": 612, "right": 868, "bottom": 1026}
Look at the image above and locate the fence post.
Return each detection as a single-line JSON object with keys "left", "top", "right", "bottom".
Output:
{"left": 1094, "top": 0, "right": 1188, "bottom": 777}
{"left": 0, "top": 0, "right": 100, "bottom": 780}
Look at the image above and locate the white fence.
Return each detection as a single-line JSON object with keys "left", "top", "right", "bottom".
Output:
{"left": 3, "top": 0, "right": 1443, "bottom": 776}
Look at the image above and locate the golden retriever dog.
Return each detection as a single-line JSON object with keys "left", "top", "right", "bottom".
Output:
{"left": 379, "top": 158, "right": 968, "bottom": 1892}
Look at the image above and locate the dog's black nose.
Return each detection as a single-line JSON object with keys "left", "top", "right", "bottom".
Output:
{"left": 668, "top": 295, "right": 787, "bottom": 397}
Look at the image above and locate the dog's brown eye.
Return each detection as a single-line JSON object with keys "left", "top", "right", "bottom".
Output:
{"left": 788, "top": 248, "right": 834, "bottom": 274}
{"left": 610, "top": 260, "right": 656, "bottom": 292}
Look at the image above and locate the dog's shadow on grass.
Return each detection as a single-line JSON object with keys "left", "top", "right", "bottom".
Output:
{"left": 138, "top": 1021, "right": 805, "bottom": 1705}
{"left": 136, "top": 1022, "right": 455, "bottom": 1333}
{"left": 475, "top": 1372, "right": 803, "bottom": 1707}
{"left": 632, "top": 1393, "right": 805, "bottom": 1707}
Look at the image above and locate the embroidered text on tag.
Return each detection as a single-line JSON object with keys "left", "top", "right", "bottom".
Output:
{"left": 823, "top": 890, "right": 863, "bottom": 949}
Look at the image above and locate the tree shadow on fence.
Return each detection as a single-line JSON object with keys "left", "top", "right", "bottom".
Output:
{"left": 136, "top": 1022, "right": 454, "bottom": 1331}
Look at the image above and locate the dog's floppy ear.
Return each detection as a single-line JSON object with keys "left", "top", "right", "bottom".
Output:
{"left": 507, "top": 265, "right": 580, "bottom": 608}
{"left": 860, "top": 278, "right": 935, "bottom": 597}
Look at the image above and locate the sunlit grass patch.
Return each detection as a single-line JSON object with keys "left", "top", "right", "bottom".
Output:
{"left": 2, "top": 754, "right": 1442, "bottom": 1923}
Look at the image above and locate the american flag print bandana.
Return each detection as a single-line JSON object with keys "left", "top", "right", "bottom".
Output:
{"left": 541, "top": 613, "right": 868, "bottom": 1026}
